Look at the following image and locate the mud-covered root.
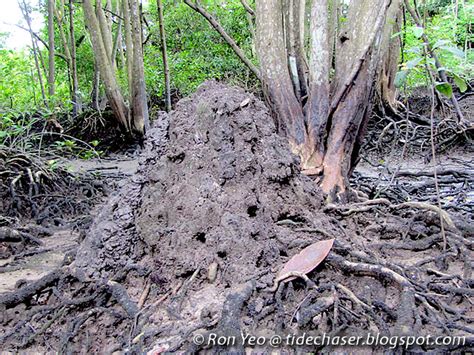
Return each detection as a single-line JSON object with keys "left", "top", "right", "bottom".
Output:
{"left": 1, "top": 82, "right": 472, "bottom": 353}
{"left": 0, "top": 147, "right": 106, "bottom": 223}
{"left": 263, "top": 249, "right": 472, "bottom": 351}
{"left": 0, "top": 264, "right": 151, "bottom": 351}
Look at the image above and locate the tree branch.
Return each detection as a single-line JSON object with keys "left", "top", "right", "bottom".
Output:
{"left": 14, "top": 24, "right": 69, "bottom": 64}
{"left": 183, "top": 0, "right": 261, "bottom": 81}
{"left": 239, "top": 0, "right": 255, "bottom": 17}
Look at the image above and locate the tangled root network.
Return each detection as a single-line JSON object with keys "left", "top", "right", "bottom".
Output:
{"left": 1, "top": 82, "right": 472, "bottom": 353}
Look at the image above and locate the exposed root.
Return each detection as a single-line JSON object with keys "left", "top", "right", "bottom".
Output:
{"left": 0, "top": 269, "right": 61, "bottom": 309}
{"left": 0, "top": 147, "right": 106, "bottom": 222}
{"left": 0, "top": 82, "right": 471, "bottom": 352}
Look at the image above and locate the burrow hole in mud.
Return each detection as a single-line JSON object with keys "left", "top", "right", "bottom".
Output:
{"left": 247, "top": 205, "right": 258, "bottom": 217}
{"left": 168, "top": 152, "right": 185, "bottom": 163}
{"left": 279, "top": 249, "right": 288, "bottom": 257}
{"left": 217, "top": 251, "right": 227, "bottom": 259}
{"left": 276, "top": 213, "right": 306, "bottom": 223}
{"left": 255, "top": 250, "right": 265, "bottom": 267}
{"left": 180, "top": 270, "right": 196, "bottom": 278}
{"left": 195, "top": 232, "right": 206, "bottom": 243}
{"left": 82, "top": 188, "right": 93, "bottom": 198}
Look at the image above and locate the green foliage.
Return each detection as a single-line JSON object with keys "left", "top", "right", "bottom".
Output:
{"left": 0, "top": 49, "right": 42, "bottom": 111}
{"left": 435, "top": 82, "right": 453, "bottom": 98}
{"left": 144, "top": 0, "right": 257, "bottom": 98}
{"left": 0, "top": 108, "right": 40, "bottom": 146}
{"left": 48, "top": 137, "right": 102, "bottom": 159}
{"left": 401, "top": 1, "right": 473, "bottom": 89}
{"left": 0, "top": 32, "right": 9, "bottom": 49}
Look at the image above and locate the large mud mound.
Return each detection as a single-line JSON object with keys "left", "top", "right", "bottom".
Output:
{"left": 75, "top": 82, "right": 336, "bottom": 281}
{"left": 2, "top": 82, "right": 471, "bottom": 353}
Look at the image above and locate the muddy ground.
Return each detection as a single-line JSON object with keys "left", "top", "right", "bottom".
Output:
{"left": 0, "top": 81, "right": 472, "bottom": 353}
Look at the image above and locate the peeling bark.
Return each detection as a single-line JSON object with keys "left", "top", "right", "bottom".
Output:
{"left": 256, "top": 0, "right": 305, "bottom": 151}
{"left": 186, "top": 0, "right": 403, "bottom": 202}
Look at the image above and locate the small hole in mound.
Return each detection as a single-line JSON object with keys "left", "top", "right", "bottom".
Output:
{"left": 83, "top": 189, "right": 92, "bottom": 198}
{"left": 168, "top": 152, "right": 185, "bottom": 163}
{"left": 256, "top": 251, "right": 264, "bottom": 267}
{"left": 279, "top": 249, "right": 288, "bottom": 257}
{"left": 217, "top": 251, "right": 227, "bottom": 259}
{"left": 195, "top": 232, "right": 206, "bottom": 243}
{"left": 180, "top": 270, "right": 195, "bottom": 278}
{"left": 276, "top": 213, "right": 306, "bottom": 224}
{"left": 247, "top": 205, "right": 258, "bottom": 217}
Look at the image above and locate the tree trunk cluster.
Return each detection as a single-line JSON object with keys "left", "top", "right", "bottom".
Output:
{"left": 185, "top": 0, "right": 403, "bottom": 201}
{"left": 83, "top": 0, "right": 149, "bottom": 135}
{"left": 255, "top": 0, "right": 402, "bottom": 201}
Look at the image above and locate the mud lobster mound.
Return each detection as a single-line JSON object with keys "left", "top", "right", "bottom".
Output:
{"left": 5, "top": 82, "right": 470, "bottom": 352}
{"left": 74, "top": 81, "right": 337, "bottom": 283}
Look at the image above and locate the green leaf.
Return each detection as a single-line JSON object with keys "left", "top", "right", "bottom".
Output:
{"left": 406, "top": 57, "right": 423, "bottom": 69}
{"left": 395, "top": 70, "right": 409, "bottom": 88}
{"left": 413, "top": 26, "right": 424, "bottom": 38}
{"left": 433, "top": 39, "right": 451, "bottom": 49}
{"left": 435, "top": 82, "right": 453, "bottom": 98}
{"left": 441, "top": 46, "right": 465, "bottom": 58}
{"left": 453, "top": 74, "right": 467, "bottom": 93}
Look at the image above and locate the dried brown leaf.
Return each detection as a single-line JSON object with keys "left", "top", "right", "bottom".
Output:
{"left": 277, "top": 239, "right": 334, "bottom": 282}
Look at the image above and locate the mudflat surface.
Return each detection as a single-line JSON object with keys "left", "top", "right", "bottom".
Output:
{"left": 0, "top": 230, "right": 77, "bottom": 294}
{"left": 0, "top": 155, "right": 139, "bottom": 295}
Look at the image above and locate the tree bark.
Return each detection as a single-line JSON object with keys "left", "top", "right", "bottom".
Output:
{"left": 83, "top": 0, "right": 129, "bottom": 130}
{"left": 122, "top": 0, "right": 134, "bottom": 97}
{"left": 47, "top": 0, "right": 55, "bottom": 100}
{"left": 321, "top": 0, "right": 396, "bottom": 199}
{"left": 157, "top": 0, "right": 172, "bottom": 112}
{"left": 129, "top": 0, "right": 149, "bottom": 134}
{"left": 255, "top": 0, "right": 305, "bottom": 152}
{"left": 302, "top": 0, "right": 330, "bottom": 174}
{"left": 96, "top": 1, "right": 114, "bottom": 64}
{"left": 69, "top": 0, "right": 81, "bottom": 115}
{"left": 112, "top": 7, "right": 123, "bottom": 66}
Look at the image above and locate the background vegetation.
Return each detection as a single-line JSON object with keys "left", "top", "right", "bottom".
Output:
{"left": 0, "top": 0, "right": 472, "bottom": 148}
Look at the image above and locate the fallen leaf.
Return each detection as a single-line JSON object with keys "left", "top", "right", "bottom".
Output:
{"left": 277, "top": 239, "right": 334, "bottom": 282}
